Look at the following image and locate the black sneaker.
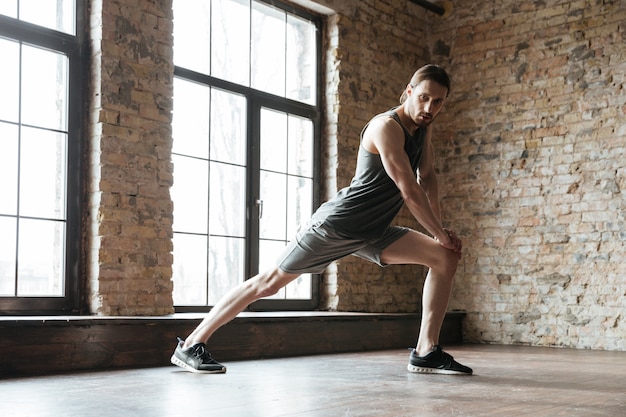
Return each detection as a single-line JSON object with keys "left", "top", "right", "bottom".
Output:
{"left": 407, "top": 346, "right": 473, "bottom": 375}
{"left": 170, "top": 337, "right": 227, "bottom": 374}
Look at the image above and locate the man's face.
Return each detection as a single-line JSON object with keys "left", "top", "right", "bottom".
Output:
{"left": 404, "top": 79, "right": 448, "bottom": 127}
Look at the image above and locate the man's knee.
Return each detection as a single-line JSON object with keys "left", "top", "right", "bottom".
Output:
{"left": 250, "top": 267, "right": 294, "bottom": 298}
{"left": 433, "top": 248, "right": 459, "bottom": 277}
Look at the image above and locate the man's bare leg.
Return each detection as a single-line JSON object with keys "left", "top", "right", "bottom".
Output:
{"left": 182, "top": 267, "right": 300, "bottom": 348}
{"left": 415, "top": 267, "right": 454, "bottom": 356}
{"left": 379, "top": 229, "right": 458, "bottom": 356}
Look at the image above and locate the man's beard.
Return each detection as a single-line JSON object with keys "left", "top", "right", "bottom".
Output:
{"left": 417, "top": 112, "right": 434, "bottom": 126}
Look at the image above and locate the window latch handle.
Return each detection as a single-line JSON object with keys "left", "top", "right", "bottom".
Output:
{"left": 256, "top": 199, "right": 263, "bottom": 219}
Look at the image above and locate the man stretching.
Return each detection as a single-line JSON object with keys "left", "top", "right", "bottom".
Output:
{"left": 171, "top": 64, "right": 472, "bottom": 375}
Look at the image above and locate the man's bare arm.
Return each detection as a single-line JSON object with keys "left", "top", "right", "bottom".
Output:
{"left": 417, "top": 126, "right": 462, "bottom": 257}
{"left": 362, "top": 118, "right": 452, "bottom": 249}
{"left": 416, "top": 126, "right": 442, "bottom": 222}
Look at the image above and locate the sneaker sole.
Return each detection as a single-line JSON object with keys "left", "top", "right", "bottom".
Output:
{"left": 407, "top": 363, "right": 471, "bottom": 375}
{"left": 170, "top": 354, "right": 227, "bottom": 374}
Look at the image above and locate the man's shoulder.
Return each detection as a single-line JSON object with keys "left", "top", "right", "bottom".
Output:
{"left": 366, "top": 112, "right": 403, "bottom": 135}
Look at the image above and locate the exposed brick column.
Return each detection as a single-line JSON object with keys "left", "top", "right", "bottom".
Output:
{"left": 86, "top": 0, "right": 174, "bottom": 315}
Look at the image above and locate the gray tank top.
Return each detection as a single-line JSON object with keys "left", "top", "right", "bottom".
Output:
{"left": 311, "top": 107, "right": 426, "bottom": 240}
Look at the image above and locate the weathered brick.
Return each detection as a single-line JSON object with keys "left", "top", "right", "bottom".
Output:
{"left": 82, "top": 0, "right": 626, "bottom": 349}
{"left": 87, "top": 0, "right": 174, "bottom": 316}
{"left": 436, "top": 0, "right": 626, "bottom": 351}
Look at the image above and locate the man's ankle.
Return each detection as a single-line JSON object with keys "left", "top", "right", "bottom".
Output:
{"left": 415, "top": 344, "right": 435, "bottom": 357}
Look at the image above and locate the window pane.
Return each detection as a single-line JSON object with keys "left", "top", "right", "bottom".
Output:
{"left": 0, "top": 1, "right": 17, "bottom": 18}
{"left": 0, "top": 38, "right": 19, "bottom": 123}
{"left": 211, "top": 0, "right": 249, "bottom": 85}
{"left": 19, "top": 127, "right": 67, "bottom": 220}
{"left": 287, "top": 176, "right": 313, "bottom": 238}
{"left": 251, "top": 1, "right": 285, "bottom": 96}
{"left": 0, "top": 123, "right": 18, "bottom": 215}
{"left": 286, "top": 273, "right": 311, "bottom": 299}
{"left": 210, "top": 89, "right": 246, "bottom": 165}
{"left": 286, "top": 14, "right": 316, "bottom": 104}
{"left": 208, "top": 236, "right": 244, "bottom": 304}
{"left": 21, "top": 45, "right": 68, "bottom": 131}
{"left": 288, "top": 115, "right": 314, "bottom": 177}
{"left": 173, "top": 0, "right": 210, "bottom": 75}
{"left": 172, "top": 78, "right": 210, "bottom": 158}
{"left": 172, "top": 155, "right": 208, "bottom": 234}
{"left": 19, "top": 0, "right": 75, "bottom": 35}
{"left": 172, "top": 0, "right": 318, "bottom": 307}
{"left": 209, "top": 162, "right": 246, "bottom": 236}
{"left": 172, "top": 233, "right": 208, "bottom": 306}
{"left": 0, "top": 217, "right": 17, "bottom": 296}
{"left": 259, "top": 171, "right": 287, "bottom": 240}
{"left": 260, "top": 108, "right": 287, "bottom": 172}
{"left": 17, "top": 218, "right": 65, "bottom": 296}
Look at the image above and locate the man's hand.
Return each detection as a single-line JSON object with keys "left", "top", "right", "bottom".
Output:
{"left": 439, "top": 228, "right": 462, "bottom": 259}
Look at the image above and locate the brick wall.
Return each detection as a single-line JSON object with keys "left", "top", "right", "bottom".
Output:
{"left": 430, "top": 0, "right": 626, "bottom": 350}
{"left": 83, "top": 0, "right": 626, "bottom": 350}
{"left": 86, "top": 0, "right": 174, "bottom": 315}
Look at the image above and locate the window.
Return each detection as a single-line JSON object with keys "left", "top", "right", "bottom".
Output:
{"left": 0, "top": 1, "right": 83, "bottom": 314}
{"left": 172, "top": 0, "right": 321, "bottom": 310}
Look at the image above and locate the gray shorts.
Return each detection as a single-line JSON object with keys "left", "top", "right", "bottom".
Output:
{"left": 277, "top": 222, "right": 411, "bottom": 274}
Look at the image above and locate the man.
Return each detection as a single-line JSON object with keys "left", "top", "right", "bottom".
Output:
{"left": 171, "top": 64, "right": 472, "bottom": 375}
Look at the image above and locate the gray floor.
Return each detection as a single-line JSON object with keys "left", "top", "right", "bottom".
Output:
{"left": 1, "top": 345, "right": 625, "bottom": 417}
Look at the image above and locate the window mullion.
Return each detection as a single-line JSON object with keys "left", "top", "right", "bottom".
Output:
{"left": 246, "top": 99, "right": 261, "bottom": 281}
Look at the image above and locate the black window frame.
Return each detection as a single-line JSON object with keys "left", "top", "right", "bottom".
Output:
{"left": 173, "top": 0, "right": 323, "bottom": 312}
{"left": 0, "top": 2, "right": 85, "bottom": 315}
